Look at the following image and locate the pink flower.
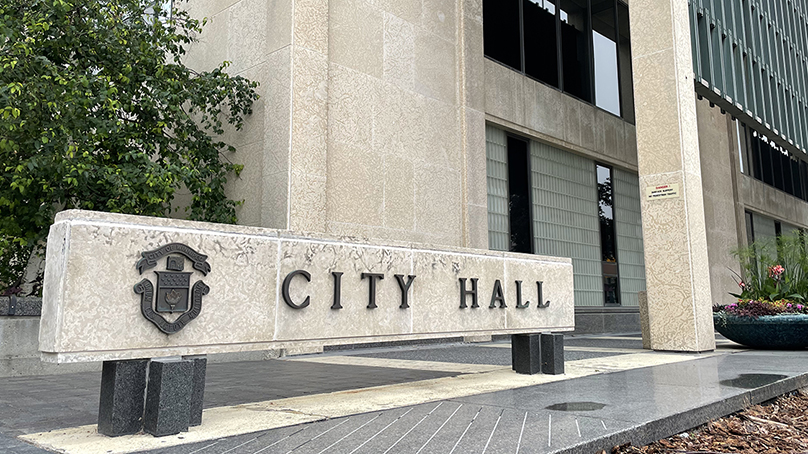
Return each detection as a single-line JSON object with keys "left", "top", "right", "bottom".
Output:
{"left": 739, "top": 281, "right": 746, "bottom": 289}
{"left": 768, "top": 265, "right": 785, "bottom": 279}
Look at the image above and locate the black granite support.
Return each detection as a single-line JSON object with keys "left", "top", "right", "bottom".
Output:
{"left": 98, "top": 359, "right": 149, "bottom": 437}
{"left": 143, "top": 359, "right": 193, "bottom": 437}
{"left": 511, "top": 334, "right": 541, "bottom": 375}
{"left": 541, "top": 333, "right": 564, "bottom": 374}
{"left": 183, "top": 356, "right": 207, "bottom": 426}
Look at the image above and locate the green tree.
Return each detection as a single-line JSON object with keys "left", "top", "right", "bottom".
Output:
{"left": 0, "top": 0, "right": 258, "bottom": 294}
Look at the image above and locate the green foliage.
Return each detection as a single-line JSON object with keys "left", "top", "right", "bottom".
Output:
{"left": 730, "top": 232, "right": 808, "bottom": 304}
{"left": 0, "top": 0, "right": 258, "bottom": 293}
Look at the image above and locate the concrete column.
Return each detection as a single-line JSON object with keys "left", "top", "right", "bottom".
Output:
{"left": 288, "top": 0, "right": 329, "bottom": 233}
{"left": 629, "top": 0, "right": 715, "bottom": 352}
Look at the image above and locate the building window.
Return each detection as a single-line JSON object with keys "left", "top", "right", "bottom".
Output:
{"left": 483, "top": 0, "right": 634, "bottom": 120}
{"left": 591, "top": 0, "right": 619, "bottom": 115}
{"left": 524, "top": 0, "right": 560, "bottom": 87}
{"left": 486, "top": 125, "right": 644, "bottom": 307}
{"left": 597, "top": 164, "right": 620, "bottom": 305}
{"left": 739, "top": 120, "right": 808, "bottom": 203}
{"left": 507, "top": 137, "right": 533, "bottom": 253}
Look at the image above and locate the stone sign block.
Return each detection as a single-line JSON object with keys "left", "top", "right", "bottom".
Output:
{"left": 40, "top": 210, "right": 574, "bottom": 363}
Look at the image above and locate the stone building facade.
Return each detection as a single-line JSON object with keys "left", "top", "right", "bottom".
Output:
{"left": 180, "top": 0, "right": 808, "bottom": 351}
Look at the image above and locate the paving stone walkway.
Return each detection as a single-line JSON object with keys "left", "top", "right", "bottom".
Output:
{"left": 4, "top": 334, "right": 808, "bottom": 454}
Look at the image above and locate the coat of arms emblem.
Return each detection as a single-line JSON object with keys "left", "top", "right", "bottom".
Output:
{"left": 133, "top": 243, "right": 211, "bottom": 334}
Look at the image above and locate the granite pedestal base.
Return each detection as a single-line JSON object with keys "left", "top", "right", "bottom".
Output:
{"left": 511, "top": 334, "right": 541, "bottom": 374}
{"left": 144, "top": 359, "right": 193, "bottom": 436}
{"left": 97, "top": 357, "right": 206, "bottom": 437}
{"left": 98, "top": 359, "right": 148, "bottom": 436}
{"left": 184, "top": 356, "right": 207, "bottom": 427}
{"left": 511, "top": 333, "right": 565, "bottom": 375}
{"left": 541, "top": 333, "right": 564, "bottom": 374}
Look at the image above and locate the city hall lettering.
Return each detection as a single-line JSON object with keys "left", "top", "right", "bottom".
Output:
{"left": 281, "top": 270, "right": 551, "bottom": 311}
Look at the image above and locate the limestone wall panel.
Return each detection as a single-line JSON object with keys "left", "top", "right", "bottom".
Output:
{"left": 40, "top": 211, "right": 574, "bottom": 363}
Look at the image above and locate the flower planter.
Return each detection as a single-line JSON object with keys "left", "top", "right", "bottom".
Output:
{"left": 713, "top": 313, "right": 808, "bottom": 349}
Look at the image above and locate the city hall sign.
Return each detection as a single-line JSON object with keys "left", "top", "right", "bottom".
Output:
{"left": 39, "top": 210, "right": 574, "bottom": 363}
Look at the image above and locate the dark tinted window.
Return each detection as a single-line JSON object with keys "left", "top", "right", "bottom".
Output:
{"left": 483, "top": 0, "right": 522, "bottom": 70}
{"left": 560, "top": 0, "right": 592, "bottom": 101}
{"left": 507, "top": 137, "right": 533, "bottom": 253}
{"left": 523, "top": 0, "right": 560, "bottom": 87}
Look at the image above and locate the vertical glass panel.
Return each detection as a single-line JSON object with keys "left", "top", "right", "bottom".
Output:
{"left": 697, "top": 15, "right": 712, "bottom": 84}
{"left": 781, "top": 151, "right": 793, "bottom": 195}
{"left": 613, "top": 168, "right": 645, "bottom": 307}
{"left": 591, "top": 0, "right": 619, "bottom": 115}
{"left": 750, "top": 129, "right": 762, "bottom": 181}
{"left": 791, "top": 158, "right": 802, "bottom": 200}
{"left": 597, "top": 165, "right": 616, "bottom": 262}
{"left": 483, "top": 0, "right": 522, "bottom": 70}
{"left": 530, "top": 141, "right": 602, "bottom": 306}
{"left": 759, "top": 135, "right": 774, "bottom": 186}
{"left": 486, "top": 125, "right": 510, "bottom": 251}
{"left": 617, "top": 2, "right": 634, "bottom": 123}
{"left": 597, "top": 164, "right": 619, "bottom": 306}
{"left": 771, "top": 143, "right": 784, "bottom": 191}
{"left": 736, "top": 121, "right": 747, "bottom": 175}
{"left": 560, "top": 0, "right": 592, "bottom": 101}
{"left": 745, "top": 211, "right": 754, "bottom": 246}
{"left": 507, "top": 137, "right": 533, "bottom": 253}
{"left": 524, "top": 0, "right": 560, "bottom": 87}
{"left": 801, "top": 161, "right": 808, "bottom": 202}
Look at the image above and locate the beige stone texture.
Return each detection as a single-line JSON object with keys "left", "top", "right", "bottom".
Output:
{"left": 327, "top": 141, "right": 384, "bottom": 226}
{"left": 290, "top": 47, "right": 329, "bottom": 178}
{"left": 371, "top": 0, "right": 422, "bottom": 24}
{"left": 462, "top": 17, "right": 485, "bottom": 111}
{"left": 383, "top": 154, "right": 415, "bottom": 231}
{"left": 502, "top": 259, "right": 575, "bottom": 330}
{"left": 41, "top": 213, "right": 278, "bottom": 359}
{"left": 419, "top": 97, "right": 461, "bottom": 169}
{"left": 422, "top": 0, "right": 457, "bottom": 43}
{"left": 696, "top": 98, "right": 744, "bottom": 308}
{"left": 329, "top": 64, "right": 378, "bottom": 149}
{"left": 227, "top": 0, "right": 269, "bottom": 75}
{"left": 268, "top": 0, "right": 294, "bottom": 53}
{"left": 631, "top": 0, "right": 715, "bottom": 352}
{"left": 467, "top": 203, "right": 489, "bottom": 250}
{"left": 40, "top": 211, "right": 574, "bottom": 363}
{"left": 225, "top": 141, "right": 264, "bottom": 227}
{"left": 329, "top": 0, "right": 384, "bottom": 78}
{"left": 414, "top": 31, "right": 457, "bottom": 104}
{"left": 294, "top": 0, "right": 328, "bottom": 54}
{"left": 464, "top": 108, "right": 488, "bottom": 207}
{"left": 275, "top": 241, "right": 413, "bottom": 340}
{"left": 383, "top": 13, "right": 416, "bottom": 90}
{"left": 289, "top": 172, "right": 327, "bottom": 232}
{"left": 414, "top": 163, "right": 463, "bottom": 240}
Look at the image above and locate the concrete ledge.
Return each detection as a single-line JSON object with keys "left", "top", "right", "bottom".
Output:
{"left": 558, "top": 372, "right": 808, "bottom": 454}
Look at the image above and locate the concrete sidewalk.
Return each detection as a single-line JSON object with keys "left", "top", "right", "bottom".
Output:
{"left": 4, "top": 334, "right": 808, "bottom": 454}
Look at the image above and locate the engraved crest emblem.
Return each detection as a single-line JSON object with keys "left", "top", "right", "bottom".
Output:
{"left": 133, "top": 243, "right": 211, "bottom": 334}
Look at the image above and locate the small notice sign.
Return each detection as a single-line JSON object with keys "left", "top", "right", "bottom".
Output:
{"left": 646, "top": 183, "right": 680, "bottom": 200}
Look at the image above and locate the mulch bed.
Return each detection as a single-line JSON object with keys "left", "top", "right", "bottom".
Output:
{"left": 609, "top": 390, "right": 808, "bottom": 454}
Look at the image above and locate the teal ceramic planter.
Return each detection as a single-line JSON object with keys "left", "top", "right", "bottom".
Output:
{"left": 713, "top": 313, "right": 808, "bottom": 349}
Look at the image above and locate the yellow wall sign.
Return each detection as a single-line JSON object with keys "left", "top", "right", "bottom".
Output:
{"left": 646, "top": 183, "right": 680, "bottom": 200}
